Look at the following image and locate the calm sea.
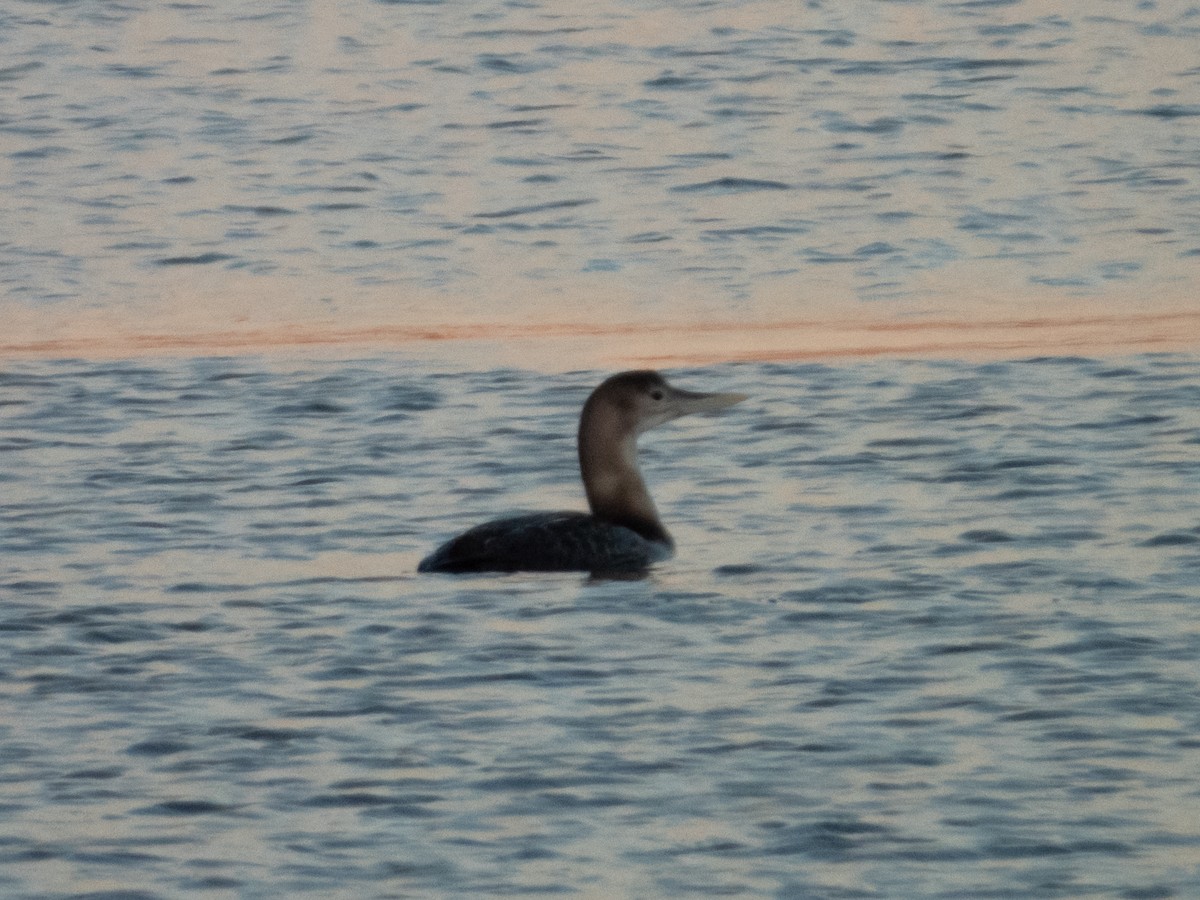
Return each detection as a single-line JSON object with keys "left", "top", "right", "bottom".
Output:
{"left": 3, "top": 354, "right": 1199, "bottom": 898}
{"left": 1, "top": 0, "right": 1198, "bottom": 349}
{"left": 3, "top": 2, "right": 1200, "bottom": 898}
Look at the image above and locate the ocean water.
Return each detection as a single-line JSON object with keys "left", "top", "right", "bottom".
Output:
{"left": 3, "top": 354, "right": 1199, "bottom": 898}
{"left": 2, "top": 0, "right": 1199, "bottom": 350}
{"left": 3, "top": 1, "right": 1200, "bottom": 896}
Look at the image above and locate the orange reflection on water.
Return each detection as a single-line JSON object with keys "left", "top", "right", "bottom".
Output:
{"left": 2, "top": 307, "right": 1197, "bottom": 370}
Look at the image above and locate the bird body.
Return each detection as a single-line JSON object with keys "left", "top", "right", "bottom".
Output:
{"left": 417, "top": 511, "right": 672, "bottom": 574}
{"left": 419, "top": 370, "right": 744, "bottom": 575}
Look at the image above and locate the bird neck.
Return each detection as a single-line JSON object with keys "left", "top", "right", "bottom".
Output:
{"left": 578, "top": 412, "right": 671, "bottom": 545}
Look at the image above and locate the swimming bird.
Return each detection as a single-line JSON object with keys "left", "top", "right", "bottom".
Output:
{"left": 418, "top": 370, "right": 746, "bottom": 574}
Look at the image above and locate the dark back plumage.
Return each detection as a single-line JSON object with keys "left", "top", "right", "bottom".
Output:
{"left": 417, "top": 512, "right": 671, "bottom": 574}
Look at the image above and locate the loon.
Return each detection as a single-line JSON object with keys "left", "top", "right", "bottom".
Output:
{"left": 418, "top": 370, "right": 746, "bottom": 574}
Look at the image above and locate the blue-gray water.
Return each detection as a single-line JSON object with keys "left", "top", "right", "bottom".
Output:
{"left": 3, "top": 355, "right": 1199, "bottom": 898}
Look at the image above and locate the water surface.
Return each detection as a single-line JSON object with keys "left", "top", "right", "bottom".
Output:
{"left": 3, "top": 354, "right": 1199, "bottom": 897}
{"left": 2, "top": 0, "right": 1198, "bottom": 358}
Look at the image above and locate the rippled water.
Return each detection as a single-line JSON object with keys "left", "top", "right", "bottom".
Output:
{"left": 3, "top": 354, "right": 1199, "bottom": 897}
{"left": 2, "top": 0, "right": 1199, "bottom": 347}
{"left": 3, "top": 1, "right": 1200, "bottom": 896}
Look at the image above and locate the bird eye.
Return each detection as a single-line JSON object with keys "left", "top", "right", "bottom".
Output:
{"left": 650, "top": 390, "right": 664, "bottom": 401}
